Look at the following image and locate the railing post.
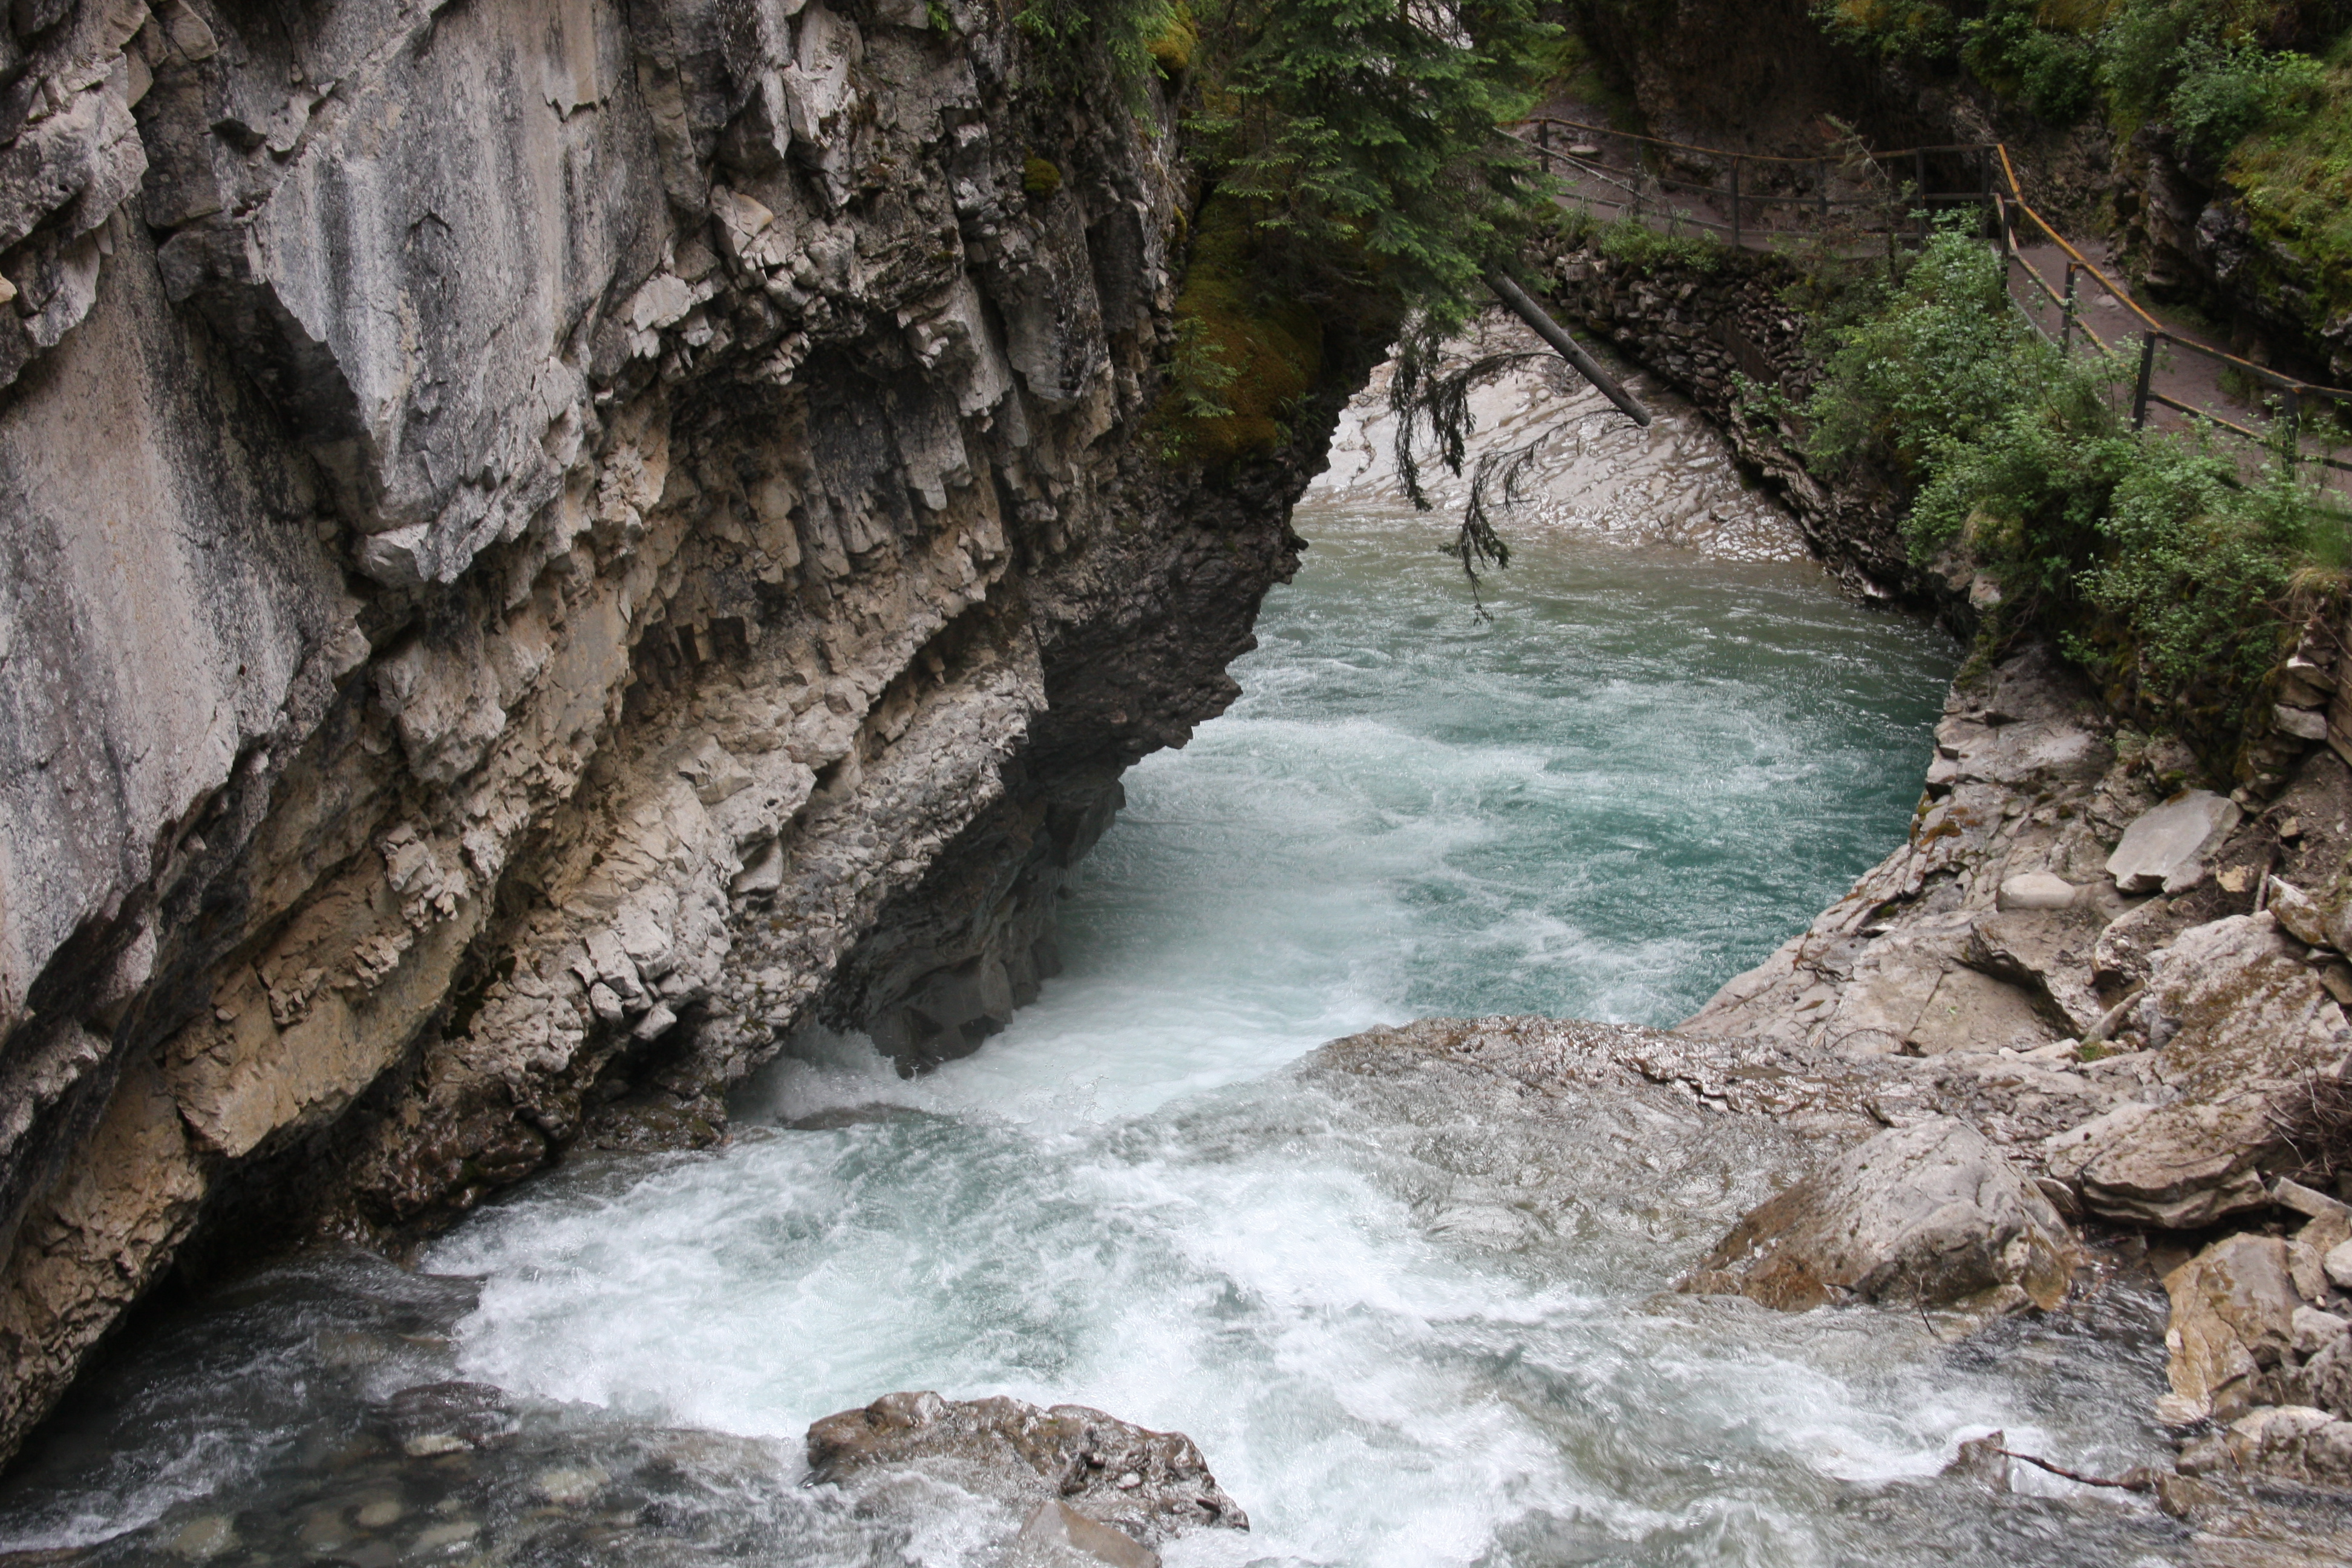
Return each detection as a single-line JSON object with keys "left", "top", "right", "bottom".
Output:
{"left": 2132, "top": 332, "right": 2159, "bottom": 429}
{"left": 1817, "top": 160, "right": 1828, "bottom": 223}
{"left": 1730, "top": 156, "right": 1742, "bottom": 250}
{"left": 2281, "top": 386, "right": 2304, "bottom": 475}
{"left": 1914, "top": 148, "right": 1928, "bottom": 242}
{"left": 2060, "top": 263, "right": 2079, "bottom": 354}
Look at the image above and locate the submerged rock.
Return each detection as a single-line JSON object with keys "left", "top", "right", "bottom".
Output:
{"left": 1679, "top": 1117, "right": 2079, "bottom": 1313}
{"left": 1014, "top": 1499, "right": 1163, "bottom": 1567}
{"left": 805, "top": 1391, "right": 1245, "bottom": 1549}
{"left": 381, "top": 1380, "right": 519, "bottom": 1457}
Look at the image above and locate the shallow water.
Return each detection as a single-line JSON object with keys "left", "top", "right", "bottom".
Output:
{"left": 0, "top": 506, "right": 2195, "bottom": 1566}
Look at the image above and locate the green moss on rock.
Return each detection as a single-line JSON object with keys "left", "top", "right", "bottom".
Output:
{"left": 1023, "top": 154, "right": 1065, "bottom": 198}
{"left": 1156, "top": 195, "right": 1325, "bottom": 464}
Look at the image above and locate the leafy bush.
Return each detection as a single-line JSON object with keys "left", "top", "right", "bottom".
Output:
{"left": 2169, "top": 35, "right": 2325, "bottom": 164}
{"left": 1961, "top": 0, "right": 2102, "bottom": 122}
{"left": 1801, "top": 223, "right": 2345, "bottom": 747}
{"left": 1803, "top": 226, "right": 2060, "bottom": 474}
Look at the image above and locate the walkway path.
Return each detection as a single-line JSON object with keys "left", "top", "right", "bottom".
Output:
{"left": 1513, "top": 108, "right": 2352, "bottom": 496}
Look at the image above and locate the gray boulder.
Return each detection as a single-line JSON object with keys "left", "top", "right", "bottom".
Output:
{"left": 805, "top": 1392, "right": 1244, "bottom": 1549}
{"left": 2217, "top": 1405, "right": 2352, "bottom": 1486}
{"left": 1996, "top": 872, "right": 2079, "bottom": 911}
{"left": 2106, "top": 791, "right": 2241, "bottom": 895}
{"left": 1679, "top": 1117, "right": 2079, "bottom": 1313}
{"left": 2048, "top": 915, "right": 2352, "bottom": 1228}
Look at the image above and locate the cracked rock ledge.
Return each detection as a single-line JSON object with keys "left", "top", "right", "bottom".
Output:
{"left": 0, "top": 0, "right": 1387, "bottom": 1465}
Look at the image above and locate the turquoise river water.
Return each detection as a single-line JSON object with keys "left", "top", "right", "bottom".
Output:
{"left": 0, "top": 504, "right": 2201, "bottom": 1567}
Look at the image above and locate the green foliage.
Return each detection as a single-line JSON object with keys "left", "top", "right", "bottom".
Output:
{"left": 1593, "top": 215, "right": 1723, "bottom": 273}
{"left": 1961, "top": 0, "right": 2102, "bottom": 120}
{"left": 1805, "top": 0, "right": 2333, "bottom": 143}
{"left": 2169, "top": 35, "right": 2325, "bottom": 163}
{"left": 1019, "top": 1, "right": 1560, "bottom": 474}
{"left": 2224, "top": 35, "right": 2352, "bottom": 340}
{"left": 1804, "top": 225, "right": 2059, "bottom": 474}
{"left": 1189, "top": 0, "right": 1563, "bottom": 336}
{"left": 2070, "top": 442, "right": 2312, "bottom": 696}
{"left": 1803, "top": 221, "right": 2348, "bottom": 748}
{"left": 1810, "top": 0, "right": 1965, "bottom": 62}
{"left": 1016, "top": 0, "right": 1184, "bottom": 86}
{"left": 2096, "top": 0, "right": 2281, "bottom": 131}
{"left": 1153, "top": 195, "right": 1326, "bottom": 463}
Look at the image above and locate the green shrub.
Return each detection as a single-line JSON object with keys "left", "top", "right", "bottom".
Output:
{"left": 1803, "top": 226, "right": 2059, "bottom": 475}
{"left": 1962, "top": 0, "right": 2103, "bottom": 122}
{"left": 1801, "top": 221, "right": 2348, "bottom": 750}
{"left": 2169, "top": 36, "right": 2325, "bottom": 164}
{"left": 1594, "top": 216, "right": 1723, "bottom": 274}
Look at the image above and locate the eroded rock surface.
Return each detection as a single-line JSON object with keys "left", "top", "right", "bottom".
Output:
{"left": 2051, "top": 914, "right": 2352, "bottom": 1228}
{"left": 805, "top": 1391, "right": 1246, "bottom": 1549}
{"left": 0, "top": 0, "right": 1384, "bottom": 1462}
{"left": 1679, "top": 1117, "right": 2079, "bottom": 1313}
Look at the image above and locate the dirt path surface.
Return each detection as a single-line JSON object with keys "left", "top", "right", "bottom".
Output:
{"left": 1523, "top": 97, "right": 2352, "bottom": 498}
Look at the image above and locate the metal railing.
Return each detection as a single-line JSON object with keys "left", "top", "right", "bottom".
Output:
{"left": 1508, "top": 117, "right": 2352, "bottom": 475}
{"left": 1988, "top": 146, "right": 2352, "bottom": 472}
{"left": 1511, "top": 117, "right": 1997, "bottom": 249}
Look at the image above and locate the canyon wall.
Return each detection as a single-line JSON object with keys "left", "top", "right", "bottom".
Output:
{"left": 0, "top": 0, "right": 1373, "bottom": 1462}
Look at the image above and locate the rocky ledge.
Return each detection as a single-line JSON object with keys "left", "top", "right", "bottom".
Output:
{"left": 1374, "top": 629, "right": 2352, "bottom": 1507}
{"left": 0, "top": 0, "right": 1384, "bottom": 1465}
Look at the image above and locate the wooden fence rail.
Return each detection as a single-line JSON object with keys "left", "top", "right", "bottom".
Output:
{"left": 1507, "top": 117, "right": 2352, "bottom": 475}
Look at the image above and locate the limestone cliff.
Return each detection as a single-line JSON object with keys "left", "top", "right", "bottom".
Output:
{"left": 0, "top": 0, "right": 1377, "bottom": 1462}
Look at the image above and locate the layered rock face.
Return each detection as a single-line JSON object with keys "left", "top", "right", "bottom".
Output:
{"left": 0, "top": 0, "right": 1364, "bottom": 1462}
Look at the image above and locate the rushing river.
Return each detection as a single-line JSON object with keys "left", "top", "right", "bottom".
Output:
{"left": 2, "top": 431, "right": 2195, "bottom": 1564}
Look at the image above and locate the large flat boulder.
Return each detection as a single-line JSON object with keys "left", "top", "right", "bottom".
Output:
{"left": 805, "top": 1392, "right": 1245, "bottom": 1549}
{"left": 2106, "top": 791, "right": 2241, "bottom": 895}
{"left": 1679, "top": 1117, "right": 2079, "bottom": 1313}
{"left": 2047, "top": 915, "right": 2352, "bottom": 1228}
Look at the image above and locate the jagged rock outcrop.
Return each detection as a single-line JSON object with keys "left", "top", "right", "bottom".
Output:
{"left": 0, "top": 0, "right": 1384, "bottom": 1463}
{"left": 1679, "top": 1116, "right": 2080, "bottom": 1313}
{"left": 805, "top": 1391, "right": 1246, "bottom": 1550}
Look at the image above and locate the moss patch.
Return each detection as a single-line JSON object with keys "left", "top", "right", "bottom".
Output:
{"left": 1022, "top": 155, "right": 1064, "bottom": 198}
{"left": 1155, "top": 194, "right": 1325, "bottom": 465}
{"left": 2228, "top": 39, "right": 2352, "bottom": 344}
{"left": 1148, "top": 3, "right": 1196, "bottom": 74}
